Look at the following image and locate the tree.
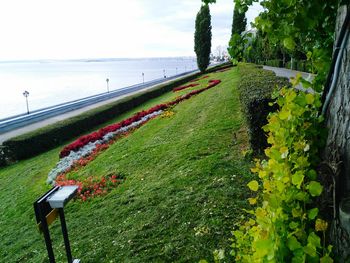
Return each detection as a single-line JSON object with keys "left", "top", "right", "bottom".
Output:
{"left": 228, "top": 4, "right": 247, "bottom": 63}
{"left": 321, "top": 3, "right": 350, "bottom": 260}
{"left": 231, "top": 4, "right": 247, "bottom": 36}
{"left": 194, "top": 4, "right": 212, "bottom": 72}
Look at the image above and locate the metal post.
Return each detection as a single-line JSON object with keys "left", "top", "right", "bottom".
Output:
{"left": 176, "top": 67, "right": 178, "bottom": 75}
{"left": 58, "top": 208, "right": 73, "bottom": 263}
{"left": 142, "top": 72, "right": 144, "bottom": 84}
{"left": 106, "top": 78, "right": 110, "bottom": 93}
{"left": 39, "top": 204, "right": 56, "bottom": 263}
{"left": 23, "top": 90, "right": 30, "bottom": 114}
{"left": 163, "top": 69, "right": 166, "bottom": 78}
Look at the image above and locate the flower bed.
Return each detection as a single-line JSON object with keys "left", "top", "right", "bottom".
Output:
{"left": 173, "top": 83, "right": 199, "bottom": 92}
{"left": 55, "top": 173, "right": 125, "bottom": 201}
{"left": 190, "top": 75, "right": 209, "bottom": 82}
{"left": 216, "top": 68, "right": 231, "bottom": 73}
{"left": 59, "top": 105, "right": 167, "bottom": 158}
{"left": 48, "top": 79, "right": 221, "bottom": 185}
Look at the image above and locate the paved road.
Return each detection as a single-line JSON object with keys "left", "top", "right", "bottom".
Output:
{"left": 263, "top": 65, "right": 315, "bottom": 91}
{"left": 0, "top": 71, "right": 197, "bottom": 143}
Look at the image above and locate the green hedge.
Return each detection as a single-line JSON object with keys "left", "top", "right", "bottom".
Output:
{"left": 237, "top": 63, "right": 290, "bottom": 155}
{"left": 1, "top": 63, "right": 232, "bottom": 164}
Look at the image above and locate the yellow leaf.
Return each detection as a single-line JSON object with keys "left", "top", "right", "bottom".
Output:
{"left": 306, "top": 93, "right": 315, "bottom": 105}
{"left": 263, "top": 181, "right": 272, "bottom": 192}
{"left": 315, "top": 219, "right": 328, "bottom": 232}
{"left": 247, "top": 180, "right": 259, "bottom": 191}
{"left": 258, "top": 170, "right": 267, "bottom": 178}
{"left": 248, "top": 198, "right": 257, "bottom": 205}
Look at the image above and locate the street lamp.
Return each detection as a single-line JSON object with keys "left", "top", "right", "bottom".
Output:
{"left": 106, "top": 78, "right": 110, "bottom": 93}
{"left": 163, "top": 69, "right": 166, "bottom": 78}
{"left": 23, "top": 90, "right": 30, "bottom": 114}
{"left": 142, "top": 72, "right": 144, "bottom": 84}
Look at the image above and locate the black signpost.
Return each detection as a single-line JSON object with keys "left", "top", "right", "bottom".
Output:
{"left": 34, "top": 185, "right": 80, "bottom": 263}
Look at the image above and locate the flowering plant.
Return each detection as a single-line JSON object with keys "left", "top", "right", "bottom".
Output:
{"left": 173, "top": 83, "right": 199, "bottom": 92}
{"left": 48, "top": 78, "right": 222, "bottom": 185}
{"left": 55, "top": 173, "right": 125, "bottom": 201}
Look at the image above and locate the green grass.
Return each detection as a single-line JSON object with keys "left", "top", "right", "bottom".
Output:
{"left": 0, "top": 67, "right": 253, "bottom": 262}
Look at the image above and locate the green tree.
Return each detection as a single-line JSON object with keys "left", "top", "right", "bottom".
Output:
{"left": 194, "top": 4, "right": 212, "bottom": 72}
{"left": 231, "top": 5, "right": 247, "bottom": 35}
{"left": 228, "top": 4, "right": 247, "bottom": 63}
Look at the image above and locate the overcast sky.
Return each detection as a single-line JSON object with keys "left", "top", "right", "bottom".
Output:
{"left": 0, "top": 0, "right": 263, "bottom": 60}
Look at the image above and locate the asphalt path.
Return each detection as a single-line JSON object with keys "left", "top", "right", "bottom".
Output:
{"left": 263, "top": 65, "right": 315, "bottom": 91}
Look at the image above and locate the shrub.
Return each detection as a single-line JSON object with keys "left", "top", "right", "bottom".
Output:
{"left": 237, "top": 63, "right": 290, "bottom": 155}
{"left": 1, "top": 63, "right": 229, "bottom": 163}
{"left": 2, "top": 73, "right": 201, "bottom": 161}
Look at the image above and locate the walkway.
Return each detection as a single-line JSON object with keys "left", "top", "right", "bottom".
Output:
{"left": 263, "top": 65, "right": 315, "bottom": 91}
{"left": 263, "top": 65, "right": 313, "bottom": 80}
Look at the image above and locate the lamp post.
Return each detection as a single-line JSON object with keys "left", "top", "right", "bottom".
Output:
{"left": 176, "top": 67, "right": 178, "bottom": 75}
{"left": 106, "top": 78, "right": 110, "bottom": 93}
{"left": 142, "top": 72, "right": 144, "bottom": 84}
{"left": 163, "top": 69, "right": 166, "bottom": 78}
{"left": 23, "top": 90, "right": 30, "bottom": 114}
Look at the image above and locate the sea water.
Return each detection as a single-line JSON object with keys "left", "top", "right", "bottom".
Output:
{"left": 0, "top": 57, "right": 197, "bottom": 119}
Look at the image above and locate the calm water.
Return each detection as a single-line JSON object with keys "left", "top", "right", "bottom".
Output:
{"left": 0, "top": 57, "right": 198, "bottom": 119}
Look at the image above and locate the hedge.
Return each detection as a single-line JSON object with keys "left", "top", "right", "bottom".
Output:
{"left": 1, "top": 62, "right": 232, "bottom": 164}
{"left": 237, "top": 63, "right": 290, "bottom": 155}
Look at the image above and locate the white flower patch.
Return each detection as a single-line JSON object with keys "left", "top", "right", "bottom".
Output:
{"left": 47, "top": 110, "right": 163, "bottom": 184}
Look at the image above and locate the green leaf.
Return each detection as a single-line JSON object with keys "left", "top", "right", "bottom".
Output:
{"left": 288, "top": 236, "right": 302, "bottom": 251}
{"left": 304, "top": 245, "right": 316, "bottom": 257}
{"left": 308, "top": 208, "right": 319, "bottom": 220}
{"left": 283, "top": 37, "right": 296, "bottom": 50}
{"left": 320, "top": 255, "right": 333, "bottom": 263}
{"left": 308, "top": 181, "right": 323, "bottom": 197}
{"left": 247, "top": 180, "right": 259, "bottom": 191}
{"left": 255, "top": 239, "right": 273, "bottom": 257}
{"left": 308, "top": 232, "right": 321, "bottom": 248}
{"left": 292, "top": 172, "right": 304, "bottom": 188}
{"left": 305, "top": 93, "right": 315, "bottom": 104}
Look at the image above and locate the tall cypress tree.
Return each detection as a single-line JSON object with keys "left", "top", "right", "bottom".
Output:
{"left": 228, "top": 5, "right": 247, "bottom": 62}
{"left": 194, "top": 4, "right": 212, "bottom": 73}
{"left": 231, "top": 5, "right": 247, "bottom": 36}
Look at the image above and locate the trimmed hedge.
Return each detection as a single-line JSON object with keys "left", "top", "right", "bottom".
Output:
{"left": 237, "top": 63, "right": 290, "bottom": 155}
{"left": 1, "top": 62, "right": 232, "bottom": 164}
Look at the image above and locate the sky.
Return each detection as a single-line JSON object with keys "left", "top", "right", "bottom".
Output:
{"left": 0, "top": 0, "right": 263, "bottom": 60}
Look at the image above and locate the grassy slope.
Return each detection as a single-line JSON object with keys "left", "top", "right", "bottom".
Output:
{"left": 0, "top": 67, "right": 253, "bottom": 262}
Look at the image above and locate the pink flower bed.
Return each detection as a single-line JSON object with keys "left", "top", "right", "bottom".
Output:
{"left": 173, "top": 83, "right": 199, "bottom": 92}
{"left": 59, "top": 79, "right": 221, "bottom": 158}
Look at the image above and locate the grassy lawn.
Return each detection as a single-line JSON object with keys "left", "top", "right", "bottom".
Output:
{"left": 0, "top": 67, "right": 253, "bottom": 262}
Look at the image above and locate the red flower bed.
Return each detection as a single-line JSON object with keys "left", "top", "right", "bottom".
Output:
{"left": 216, "top": 68, "right": 231, "bottom": 73}
{"left": 55, "top": 173, "right": 125, "bottom": 201}
{"left": 60, "top": 103, "right": 167, "bottom": 158}
{"left": 59, "top": 79, "right": 221, "bottom": 158}
{"left": 173, "top": 83, "right": 199, "bottom": 92}
{"left": 190, "top": 75, "right": 209, "bottom": 82}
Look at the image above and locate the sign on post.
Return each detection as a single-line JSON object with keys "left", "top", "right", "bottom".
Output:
{"left": 34, "top": 186, "right": 80, "bottom": 263}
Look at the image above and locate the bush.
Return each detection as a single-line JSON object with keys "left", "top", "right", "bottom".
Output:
{"left": 237, "top": 63, "right": 290, "bottom": 155}
{"left": 2, "top": 63, "right": 231, "bottom": 163}
{"left": 265, "top": 59, "right": 282, "bottom": 67}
